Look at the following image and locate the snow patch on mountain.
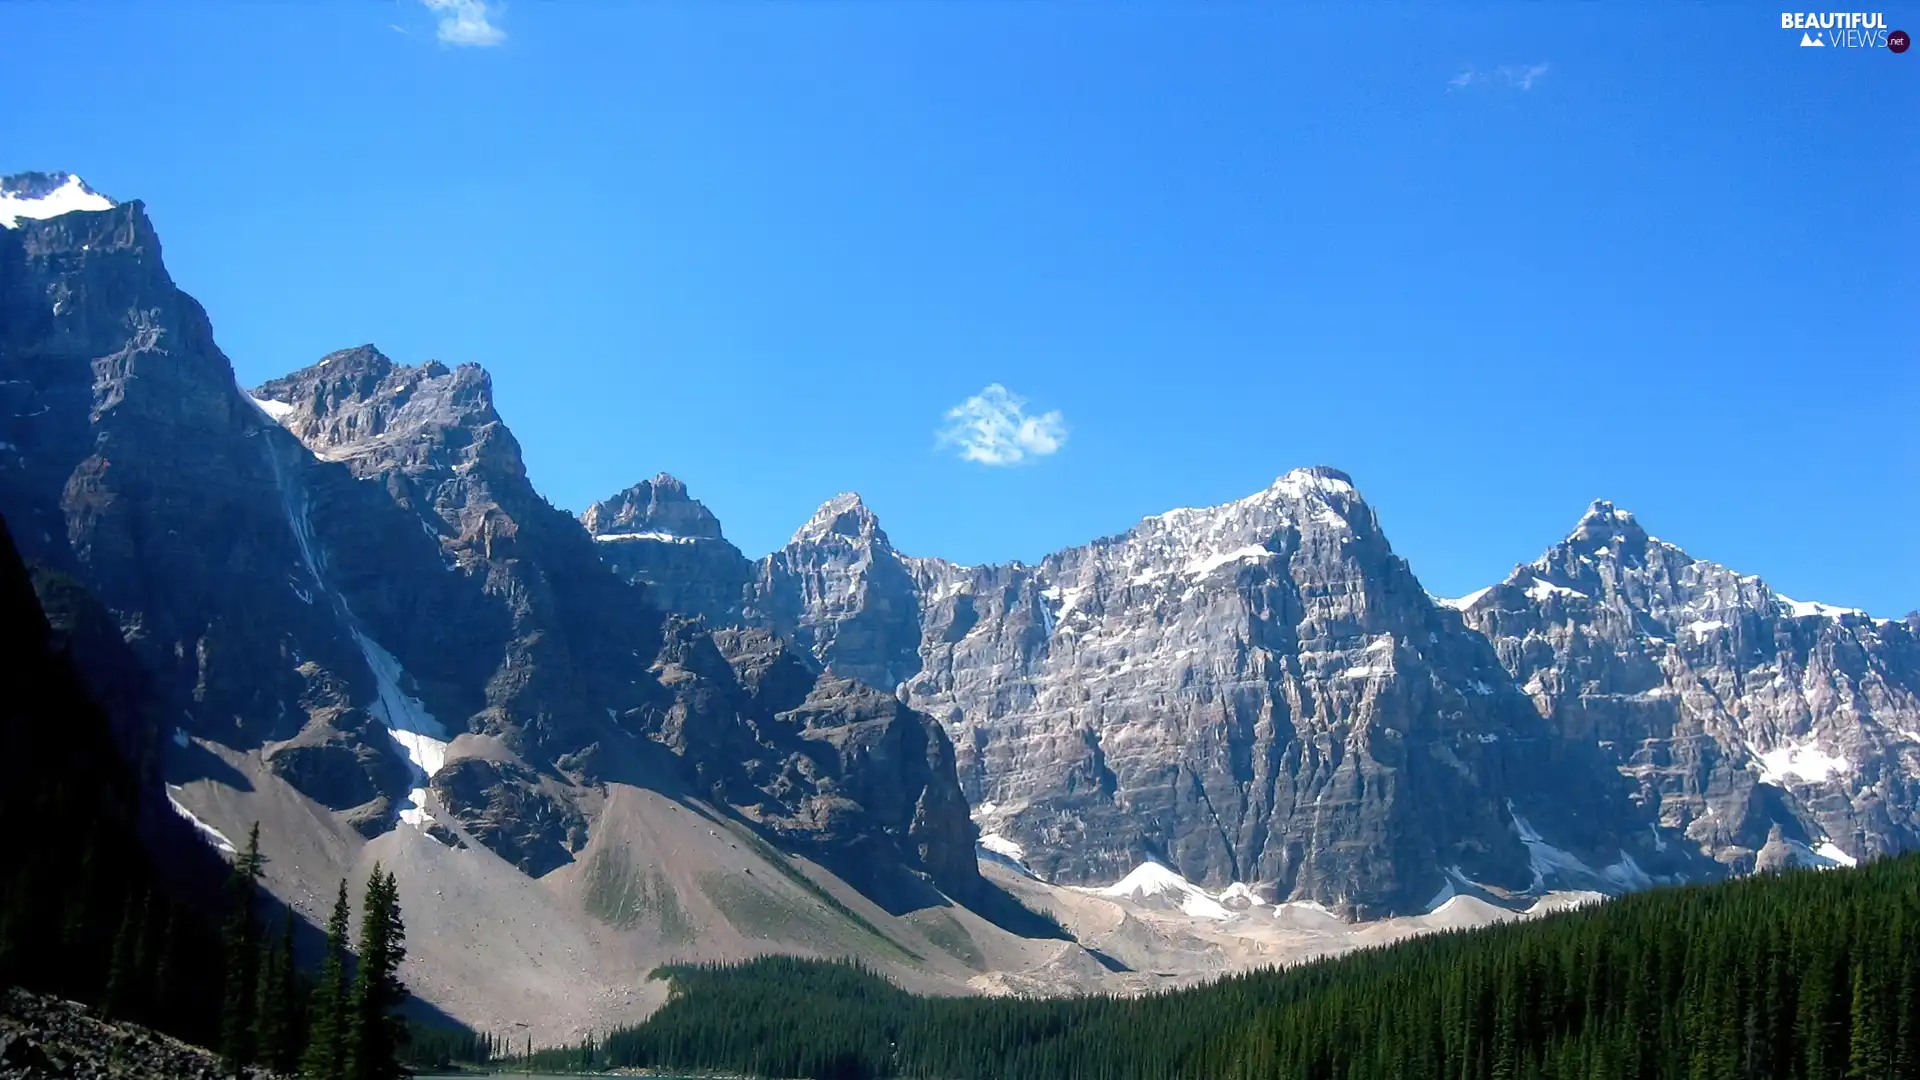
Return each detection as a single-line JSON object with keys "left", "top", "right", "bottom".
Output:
{"left": 976, "top": 832, "right": 1035, "bottom": 877}
{"left": 249, "top": 397, "right": 295, "bottom": 421}
{"left": 1524, "top": 578, "right": 1587, "bottom": 602}
{"left": 0, "top": 173, "right": 114, "bottom": 228}
{"left": 1753, "top": 739, "right": 1850, "bottom": 785}
{"left": 353, "top": 629, "right": 451, "bottom": 828}
{"left": 1437, "top": 587, "right": 1493, "bottom": 611}
{"left": 166, "top": 787, "right": 237, "bottom": 854}
{"left": 592, "top": 531, "right": 701, "bottom": 544}
{"left": 1508, "top": 800, "right": 1651, "bottom": 893}
{"left": 261, "top": 429, "right": 452, "bottom": 831}
{"left": 1774, "top": 594, "right": 1868, "bottom": 620}
{"left": 1812, "top": 841, "right": 1857, "bottom": 868}
{"left": 978, "top": 832, "right": 1025, "bottom": 863}
{"left": 1183, "top": 544, "right": 1273, "bottom": 578}
{"left": 1087, "top": 862, "right": 1234, "bottom": 920}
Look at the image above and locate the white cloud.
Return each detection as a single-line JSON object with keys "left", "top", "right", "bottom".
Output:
{"left": 1499, "top": 62, "right": 1551, "bottom": 90}
{"left": 1449, "top": 62, "right": 1550, "bottom": 91}
{"left": 421, "top": 0, "right": 506, "bottom": 47}
{"left": 938, "top": 384, "right": 1067, "bottom": 467}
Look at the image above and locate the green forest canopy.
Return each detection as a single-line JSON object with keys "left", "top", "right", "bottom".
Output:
{"left": 533, "top": 854, "right": 1919, "bottom": 1080}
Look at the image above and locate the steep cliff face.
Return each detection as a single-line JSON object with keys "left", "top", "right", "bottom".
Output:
{"left": 1449, "top": 500, "right": 1920, "bottom": 873}
{"left": 723, "top": 469, "right": 1673, "bottom": 917}
{"left": 250, "top": 347, "right": 983, "bottom": 898}
{"left": 747, "top": 493, "right": 932, "bottom": 694}
{"left": 581, "top": 474, "right": 753, "bottom": 627}
{"left": 0, "top": 189, "right": 393, "bottom": 776}
{"left": 0, "top": 178, "right": 984, "bottom": 912}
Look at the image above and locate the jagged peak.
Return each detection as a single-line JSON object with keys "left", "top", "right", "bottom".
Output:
{"left": 1251, "top": 465, "right": 1359, "bottom": 504}
{"left": 1571, "top": 499, "right": 1644, "bottom": 536}
{"left": 1141, "top": 467, "right": 1366, "bottom": 543}
{"left": 312, "top": 343, "right": 396, "bottom": 377}
{"left": 790, "top": 492, "right": 884, "bottom": 547}
{"left": 582, "top": 473, "right": 726, "bottom": 541}
{"left": 258, "top": 346, "right": 486, "bottom": 401}
{"left": 1558, "top": 499, "right": 1659, "bottom": 565}
{"left": 1, "top": 172, "right": 116, "bottom": 229}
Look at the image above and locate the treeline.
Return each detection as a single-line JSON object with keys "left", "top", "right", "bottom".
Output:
{"left": 578, "top": 854, "right": 1919, "bottom": 1080}
{"left": 0, "top": 515, "right": 414, "bottom": 1079}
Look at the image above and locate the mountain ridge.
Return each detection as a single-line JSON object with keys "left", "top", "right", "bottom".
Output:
{"left": 584, "top": 466, "right": 1917, "bottom": 914}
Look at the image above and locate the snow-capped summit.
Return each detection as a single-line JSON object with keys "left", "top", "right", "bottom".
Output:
{"left": 0, "top": 172, "right": 114, "bottom": 228}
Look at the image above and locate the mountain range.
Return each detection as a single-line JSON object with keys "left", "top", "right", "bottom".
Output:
{"left": 4, "top": 172, "right": 1916, "bottom": 1039}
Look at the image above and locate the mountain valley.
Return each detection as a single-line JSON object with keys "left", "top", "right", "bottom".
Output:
{"left": 3, "top": 172, "right": 1917, "bottom": 1046}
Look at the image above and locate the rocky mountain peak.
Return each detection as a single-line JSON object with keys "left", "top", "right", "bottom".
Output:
{"left": 0, "top": 172, "right": 115, "bottom": 228}
{"left": 581, "top": 473, "right": 725, "bottom": 541}
{"left": 790, "top": 492, "right": 887, "bottom": 548}
{"left": 252, "top": 349, "right": 518, "bottom": 478}
{"left": 1566, "top": 499, "right": 1652, "bottom": 554}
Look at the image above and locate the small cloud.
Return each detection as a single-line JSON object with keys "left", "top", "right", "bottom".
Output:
{"left": 1499, "top": 62, "right": 1551, "bottom": 90}
{"left": 420, "top": 0, "right": 505, "bottom": 47}
{"left": 937, "top": 384, "right": 1067, "bottom": 467}
{"left": 1449, "top": 62, "right": 1550, "bottom": 91}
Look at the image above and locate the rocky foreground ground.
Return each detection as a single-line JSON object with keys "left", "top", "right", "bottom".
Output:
{"left": 0, "top": 987, "right": 284, "bottom": 1080}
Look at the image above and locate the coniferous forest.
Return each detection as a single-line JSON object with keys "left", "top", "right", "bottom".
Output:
{"left": 562, "top": 854, "right": 1919, "bottom": 1080}
{"left": 0, "top": 514, "right": 414, "bottom": 1079}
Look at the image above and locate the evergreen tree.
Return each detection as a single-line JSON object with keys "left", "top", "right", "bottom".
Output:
{"left": 101, "top": 888, "right": 142, "bottom": 1021}
{"left": 255, "top": 911, "right": 299, "bottom": 1074}
{"left": 219, "top": 822, "right": 265, "bottom": 1076}
{"left": 150, "top": 903, "right": 180, "bottom": 1033}
{"left": 345, "top": 867, "right": 409, "bottom": 1080}
{"left": 303, "top": 879, "right": 353, "bottom": 1080}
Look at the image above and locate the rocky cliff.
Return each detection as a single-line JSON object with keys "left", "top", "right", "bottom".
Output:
{"left": 1447, "top": 499, "right": 1920, "bottom": 874}
{"left": 591, "top": 470, "right": 1697, "bottom": 917}
{"left": 581, "top": 474, "right": 753, "bottom": 628}
{"left": 587, "top": 471, "right": 1917, "bottom": 917}
{"left": 0, "top": 177, "right": 982, "bottom": 911}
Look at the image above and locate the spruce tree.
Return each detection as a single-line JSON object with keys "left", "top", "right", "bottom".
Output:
{"left": 219, "top": 822, "right": 265, "bottom": 1076}
{"left": 150, "top": 903, "right": 179, "bottom": 1033}
{"left": 345, "top": 867, "right": 409, "bottom": 1080}
{"left": 303, "top": 879, "right": 352, "bottom": 1080}
{"left": 255, "top": 911, "right": 299, "bottom": 1074}
{"left": 101, "top": 889, "right": 141, "bottom": 1020}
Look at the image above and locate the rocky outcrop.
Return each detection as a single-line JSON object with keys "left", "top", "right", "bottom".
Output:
{"left": 0, "top": 193, "right": 369, "bottom": 752}
{"left": 249, "top": 345, "right": 983, "bottom": 902}
{"left": 1448, "top": 500, "right": 1920, "bottom": 874}
{"left": 746, "top": 494, "right": 932, "bottom": 693}
{"left": 0, "top": 986, "right": 287, "bottom": 1080}
{"left": 698, "top": 470, "right": 1669, "bottom": 917}
{"left": 0, "top": 178, "right": 987, "bottom": 920}
{"left": 582, "top": 474, "right": 753, "bottom": 627}
{"left": 712, "top": 477, "right": 1916, "bottom": 914}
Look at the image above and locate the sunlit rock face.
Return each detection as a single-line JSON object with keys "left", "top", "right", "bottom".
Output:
{"left": 1451, "top": 500, "right": 1920, "bottom": 876}
{"left": 728, "top": 470, "right": 1669, "bottom": 918}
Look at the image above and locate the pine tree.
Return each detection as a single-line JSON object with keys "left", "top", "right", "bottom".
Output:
{"left": 255, "top": 911, "right": 298, "bottom": 1074}
{"left": 303, "top": 879, "right": 352, "bottom": 1080}
{"left": 60, "top": 821, "right": 104, "bottom": 999}
{"left": 219, "top": 822, "right": 265, "bottom": 1076}
{"left": 345, "top": 867, "right": 409, "bottom": 1080}
{"left": 102, "top": 888, "right": 141, "bottom": 1020}
{"left": 150, "top": 903, "right": 179, "bottom": 1033}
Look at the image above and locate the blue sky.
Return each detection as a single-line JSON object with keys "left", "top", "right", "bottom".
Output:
{"left": 3, "top": 3, "right": 1914, "bottom": 613}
